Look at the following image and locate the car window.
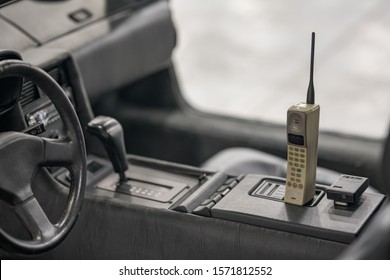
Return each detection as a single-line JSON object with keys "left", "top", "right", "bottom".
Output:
{"left": 171, "top": 0, "right": 390, "bottom": 139}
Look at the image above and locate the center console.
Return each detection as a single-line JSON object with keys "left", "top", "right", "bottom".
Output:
{"left": 53, "top": 152, "right": 386, "bottom": 245}
{"left": 211, "top": 175, "right": 384, "bottom": 243}
{"left": 52, "top": 113, "right": 386, "bottom": 245}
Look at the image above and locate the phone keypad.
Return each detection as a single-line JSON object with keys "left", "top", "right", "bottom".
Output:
{"left": 287, "top": 146, "right": 306, "bottom": 189}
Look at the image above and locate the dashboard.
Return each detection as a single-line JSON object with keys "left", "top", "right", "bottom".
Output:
{"left": 0, "top": 0, "right": 174, "bottom": 139}
{"left": 20, "top": 64, "right": 73, "bottom": 139}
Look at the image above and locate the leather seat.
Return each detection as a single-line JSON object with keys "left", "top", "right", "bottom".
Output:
{"left": 339, "top": 201, "right": 390, "bottom": 259}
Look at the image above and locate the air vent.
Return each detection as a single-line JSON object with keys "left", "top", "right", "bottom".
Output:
{"left": 48, "top": 68, "right": 61, "bottom": 83}
{"left": 19, "top": 79, "right": 39, "bottom": 108}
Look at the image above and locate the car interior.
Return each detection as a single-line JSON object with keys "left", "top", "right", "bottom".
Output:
{"left": 0, "top": 0, "right": 389, "bottom": 259}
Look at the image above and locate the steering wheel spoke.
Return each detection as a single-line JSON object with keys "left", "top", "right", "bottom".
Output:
{"left": 13, "top": 196, "right": 57, "bottom": 241}
{"left": 41, "top": 137, "right": 75, "bottom": 167}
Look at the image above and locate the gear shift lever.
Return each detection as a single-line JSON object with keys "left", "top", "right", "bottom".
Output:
{"left": 87, "top": 116, "right": 128, "bottom": 183}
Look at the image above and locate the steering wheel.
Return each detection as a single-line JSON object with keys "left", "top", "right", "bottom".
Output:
{"left": 0, "top": 60, "right": 87, "bottom": 254}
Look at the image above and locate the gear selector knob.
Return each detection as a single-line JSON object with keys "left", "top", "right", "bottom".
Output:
{"left": 87, "top": 116, "right": 128, "bottom": 182}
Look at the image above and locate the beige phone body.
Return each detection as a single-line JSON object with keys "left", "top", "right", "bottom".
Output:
{"left": 285, "top": 102, "right": 320, "bottom": 206}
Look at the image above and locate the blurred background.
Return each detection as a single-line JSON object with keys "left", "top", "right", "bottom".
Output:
{"left": 171, "top": 0, "right": 390, "bottom": 139}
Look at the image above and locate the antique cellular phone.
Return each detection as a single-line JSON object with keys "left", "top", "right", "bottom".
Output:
{"left": 284, "top": 33, "right": 320, "bottom": 206}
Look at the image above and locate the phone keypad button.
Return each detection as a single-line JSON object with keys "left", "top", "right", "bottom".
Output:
{"left": 287, "top": 146, "right": 308, "bottom": 192}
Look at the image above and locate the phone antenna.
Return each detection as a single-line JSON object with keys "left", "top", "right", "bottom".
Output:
{"left": 307, "top": 32, "right": 315, "bottom": 104}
